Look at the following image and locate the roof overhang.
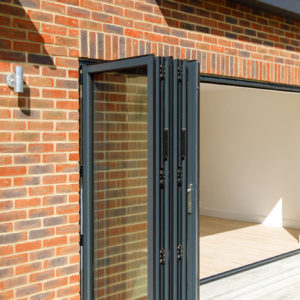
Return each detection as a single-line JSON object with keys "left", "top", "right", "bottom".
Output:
{"left": 238, "top": 0, "right": 300, "bottom": 21}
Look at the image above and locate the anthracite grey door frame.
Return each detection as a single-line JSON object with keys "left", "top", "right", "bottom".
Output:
{"left": 82, "top": 55, "right": 157, "bottom": 300}
{"left": 81, "top": 55, "right": 200, "bottom": 300}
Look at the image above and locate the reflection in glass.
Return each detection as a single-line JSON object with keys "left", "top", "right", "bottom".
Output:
{"left": 93, "top": 67, "right": 148, "bottom": 299}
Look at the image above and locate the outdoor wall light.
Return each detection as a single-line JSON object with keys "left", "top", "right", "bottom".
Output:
{"left": 6, "top": 66, "right": 23, "bottom": 93}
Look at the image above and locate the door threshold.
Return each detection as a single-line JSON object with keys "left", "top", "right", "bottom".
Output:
{"left": 199, "top": 248, "right": 300, "bottom": 285}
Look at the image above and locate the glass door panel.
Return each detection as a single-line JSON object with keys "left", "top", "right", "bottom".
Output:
{"left": 93, "top": 67, "right": 148, "bottom": 299}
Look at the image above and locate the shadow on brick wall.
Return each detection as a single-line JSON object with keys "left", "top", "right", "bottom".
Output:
{"left": 0, "top": 0, "right": 56, "bottom": 115}
{"left": 157, "top": 0, "right": 299, "bottom": 53}
{"left": 0, "top": 0, "right": 55, "bottom": 66}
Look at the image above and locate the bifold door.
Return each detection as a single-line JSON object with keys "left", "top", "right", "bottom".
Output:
{"left": 81, "top": 55, "right": 199, "bottom": 300}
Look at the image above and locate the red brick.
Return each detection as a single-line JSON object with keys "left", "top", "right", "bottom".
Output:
{"left": 42, "top": 89, "right": 67, "bottom": 99}
{"left": 28, "top": 121, "right": 53, "bottom": 131}
{"left": 56, "top": 101, "right": 79, "bottom": 110}
{"left": 13, "top": 41, "right": 40, "bottom": 53}
{"left": 0, "top": 254, "right": 28, "bottom": 267}
{"left": 16, "top": 241, "right": 42, "bottom": 253}
{"left": 29, "top": 186, "right": 54, "bottom": 196}
{"left": 43, "top": 174, "right": 67, "bottom": 184}
{"left": 0, "top": 121, "right": 25, "bottom": 130}
{"left": 15, "top": 198, "right": 41, "bottom": 208}
{"left": 42, "top": 133, "right": 66, "bottom": 141}
{"left": 14, "top": 132, "right": 40, "bottom": 142}
{"left": 44, "top": 236, "right": 67, "bottom": 248}
{"left": 43, "top": 154, "right": 67, "bottom": 163}
{"left": 0, "top": 275, "right": 27, "bottom": 290}
{"left": 29, "top": 207, "right": 54, "bottom": 218}
{"left": 28, "top": 143, "right": 54, "bottom": 153}
{"left": 57, "top": 284, "right": 80, "bottom": 297}
{"left": 0, "top": 156, "right": 12, "bottom": 165}
{"left": 16, "top": 283, "right": 42, "bottom": 298}
{"left": 44, "top": 277, "right": 68, "bottom": 290}
{"left": 56, "top": 184, "right": 79, "bottom": 193}
{"left": 16, "top": 262, "right": 42, "bottom": 275}
{"left": 0, "top": 246, "right": 13, "bottom": 257}
{"left": 56, "top": 204, "right": 79, "bottom": 215}
{"left": 55, "top": 15, "right": 78, "bottom": 27}
{"left": 0, "top": 178, "right": 11, "bottom": 188}
{"left": 30, "top": 270, "right": 54, "bottom": 283}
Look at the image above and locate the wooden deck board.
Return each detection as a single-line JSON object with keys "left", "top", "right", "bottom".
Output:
{"left": 200, "top": 215, "right": 300, "bottom": 279}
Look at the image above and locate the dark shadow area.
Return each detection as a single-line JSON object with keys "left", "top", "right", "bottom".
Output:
{"left": 0, "top": 0, "right": 57, "bottom": 114}
{"left": 0, "top": 0, "right": 55, "bottom": 66}
{"left": 156, "top": 0, "right": 299, "bottom": 52}
{"left": 18, "top": 82, "right": 31, "bottom": 116}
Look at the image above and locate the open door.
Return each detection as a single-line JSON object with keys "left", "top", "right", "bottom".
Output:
{"left": 81, "top": 55, "right": 199, "bottom": 300}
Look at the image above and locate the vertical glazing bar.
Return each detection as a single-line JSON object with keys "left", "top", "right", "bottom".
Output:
{"left": 186, "top": 61, "right": 200, "bottom": 300}
{"left": 82, "top": 65, "right": 94, "bottom": 300}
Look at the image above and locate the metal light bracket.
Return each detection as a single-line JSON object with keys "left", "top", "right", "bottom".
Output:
{"left": 6, "top": 66, "right": 23, "bottom": 93}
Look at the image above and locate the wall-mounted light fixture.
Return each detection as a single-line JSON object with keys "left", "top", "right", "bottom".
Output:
{"left": 6, "top": 66, "right": 23, "bottom": 93}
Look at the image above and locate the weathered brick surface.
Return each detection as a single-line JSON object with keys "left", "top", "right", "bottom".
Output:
{"left": 0, "top": 0, "right": 299, "bottom": 298}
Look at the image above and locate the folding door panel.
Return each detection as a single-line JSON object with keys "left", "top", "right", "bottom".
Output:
{"left": 81, "top": 55, "right": 199, "bottom": 300}
{"left": 186, "top": 61, "right": 200, "bottom": 300}
{"left": 82, "top": 55, "right": 157, "bottom": 300}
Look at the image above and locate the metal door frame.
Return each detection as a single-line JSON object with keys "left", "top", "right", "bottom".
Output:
{"left": 80, "top": 55, "right": 200, "bottom": 300}
{"left": 81, "top": 55, "right": 157, "bottom": 300}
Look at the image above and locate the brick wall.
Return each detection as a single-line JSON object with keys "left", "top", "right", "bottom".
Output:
{"left": 0, "top": 0, "right": 299, "bottom": 299}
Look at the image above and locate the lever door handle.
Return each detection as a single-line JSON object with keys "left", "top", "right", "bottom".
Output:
{"left": 187, "top": 184, "right": 192, "bottom": 215}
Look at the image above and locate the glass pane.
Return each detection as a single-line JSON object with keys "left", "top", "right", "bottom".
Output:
{"left": 93, "top": 67, "right": 148, "bottom": 299}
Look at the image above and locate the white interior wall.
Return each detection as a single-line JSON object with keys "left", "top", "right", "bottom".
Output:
{"left": 200, "top": 83, "right": 300, "bottom": 228}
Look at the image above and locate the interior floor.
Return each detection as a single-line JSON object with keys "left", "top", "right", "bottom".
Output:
{"left": 200, "top": 215, "right": 300, "bottom": 279}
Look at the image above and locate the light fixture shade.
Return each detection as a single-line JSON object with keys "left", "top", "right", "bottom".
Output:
{"left": 15, "top": 66, "right": 23, "bottom": 93}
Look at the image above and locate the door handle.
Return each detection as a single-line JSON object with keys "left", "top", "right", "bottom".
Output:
{"left": 187, "top": 184, "right": 192, "bottom": 215}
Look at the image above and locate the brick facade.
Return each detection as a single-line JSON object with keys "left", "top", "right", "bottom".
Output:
{"left": 0, "top": 0, "right": 299, "bottom": 298}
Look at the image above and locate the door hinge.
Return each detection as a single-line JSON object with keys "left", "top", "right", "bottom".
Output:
{"left": 80, "top": 234, "right": 84, "bottom": 246}
{"left": 160, "top": 248, "right": 166, "bottom": 265}
{"left": 159, "top": 64, "right": 165, "bottom": 79}
{"left": 159, "top": 167, "right": 165, "bottom": 189}
{"left": 79, "top": 66, "right": 83, "bottom": 85}
{"left": 177, "top": 166, "right": 183, "bottom": 187}
{"left": 177, "top": 243, "right": 183, "bottom": 260}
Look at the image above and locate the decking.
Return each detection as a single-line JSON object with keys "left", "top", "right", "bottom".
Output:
{"left": 200, "top": 253, "right": 300, "bottom": 299}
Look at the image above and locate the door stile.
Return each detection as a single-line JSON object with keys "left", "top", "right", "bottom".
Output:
{"left": 186, "top": 61, "right": 200, "bottom": 300}
{"left": 181, "top": 59, "right": 188, "bottom": 300}
{"left": 163, "top": 57, "right": 172, "bottom": 300}
{"left": 82, "top": 65, "right": 94, "bottom": 300}
{"left": 154, "top": 57, "right": 161, "bottom": 300}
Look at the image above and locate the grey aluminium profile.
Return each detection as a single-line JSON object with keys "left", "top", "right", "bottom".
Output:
{"left": 82, "top": 65, "right": 94, "bottom": 300}
{"left": 81, "top": 54, "right": 157, "bottom": 300}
